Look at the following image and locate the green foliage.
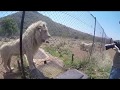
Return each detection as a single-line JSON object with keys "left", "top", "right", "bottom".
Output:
{"left": 0, "top": 18, "right": 19, "bottom": 37}
{"left": 44, "top": 45, "right": 72, "bottom": 60}
{"left": 79, "top": 57, "right": 111, "bottom": 79}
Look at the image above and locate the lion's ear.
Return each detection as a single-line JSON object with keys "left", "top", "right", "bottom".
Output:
{"left": 43, "top": 24, "right": 46, "bottom": 28}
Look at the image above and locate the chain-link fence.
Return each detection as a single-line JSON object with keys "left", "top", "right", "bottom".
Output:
{"left": 0, "top": 11, "right": 112, "bottom": 79}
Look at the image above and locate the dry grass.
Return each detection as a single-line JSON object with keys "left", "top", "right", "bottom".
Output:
{"left": 0, "top": 37, "right": 114, "bottom": 79}
{"left": 42, "top": 36, "right": 114, "bottom": 79}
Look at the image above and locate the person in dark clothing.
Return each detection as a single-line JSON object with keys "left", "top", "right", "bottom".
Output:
{"left": 105, "top": 40, "right": 120, "bottom": 79}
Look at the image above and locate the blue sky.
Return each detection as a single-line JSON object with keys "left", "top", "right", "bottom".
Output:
{"left": 0, "top": 11, "right": 120, "bottom": 40}
{"left": 39, "top": 11, "right": 120, "bottom": 40}
{"left": 0, "top": 11, "right": 17, "bottom": 18}
{"left": 90, "top": 11, "right": 120, "bottom": 40}
{"left": 39, "top": 11, "right": 95, "bottom": 36}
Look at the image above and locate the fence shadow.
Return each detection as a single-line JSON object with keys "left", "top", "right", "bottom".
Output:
{"left": 3, "top": 71, "right": 21, "bottom": 79}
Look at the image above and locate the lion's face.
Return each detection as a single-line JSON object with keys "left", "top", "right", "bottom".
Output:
{"left": 35, "top": 21, "right": 51, "bottom": 43}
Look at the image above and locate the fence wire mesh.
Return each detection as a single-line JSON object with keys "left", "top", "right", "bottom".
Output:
{"left": 0, "top": 11, "right": 113, "bottom": 79}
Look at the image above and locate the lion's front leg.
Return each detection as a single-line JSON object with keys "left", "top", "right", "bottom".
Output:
{"left": 26, "top": 52, "right": 35, "bottom": 70}
{"left": 3, "top": 59, "right": 10, "bottom": 73}
{"left": 7, "top": 58, "right": 14, "bottom": 72}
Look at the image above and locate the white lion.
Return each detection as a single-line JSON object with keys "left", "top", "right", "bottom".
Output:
{"left": 0, "top": 20, "right": 51, "bottom": 72}
{"left": 80, "top": 42, "right": 95, "bottom": 52}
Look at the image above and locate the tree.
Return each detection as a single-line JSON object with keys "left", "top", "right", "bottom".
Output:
{"left": 0, "top": 18, "right": 19, "bottom": 37}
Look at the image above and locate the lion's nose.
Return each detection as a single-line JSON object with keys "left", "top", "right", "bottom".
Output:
{"left": 46, "top": 41, "right": 49, "bottom": 43}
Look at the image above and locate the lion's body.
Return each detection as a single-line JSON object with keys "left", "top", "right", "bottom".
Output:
{"left": 0, "top": 20, "right": 51, "bottom": 72}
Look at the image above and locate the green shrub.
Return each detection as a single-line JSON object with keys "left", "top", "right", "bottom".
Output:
{"left": 43, "top": 45, "right": 111, "bottom": 79}
{"left": 0, "top": 18, "right": 19, "bottom": 37}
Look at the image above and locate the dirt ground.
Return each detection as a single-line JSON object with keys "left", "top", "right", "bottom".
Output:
{"left": 0, "top": 48, "right": 64, "bottom": 79}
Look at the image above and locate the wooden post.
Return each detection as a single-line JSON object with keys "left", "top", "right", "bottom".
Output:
{"left": 44, "top": 61, "right": 47, "bottom": 64}
{"left": 71, "top": 54, "right": 74, "bottom": 64}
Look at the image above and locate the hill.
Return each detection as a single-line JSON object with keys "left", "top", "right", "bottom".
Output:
{"left": 0, "top": 11, "right": 110, "bottom": 42}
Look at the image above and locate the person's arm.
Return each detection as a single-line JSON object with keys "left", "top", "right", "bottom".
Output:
{"left": 113, "top": 45, "right": 120, "bottom": 53}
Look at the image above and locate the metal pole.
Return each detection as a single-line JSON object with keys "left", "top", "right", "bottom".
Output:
{"left": 90, "top": 17, "right": 96, "bottom": 56}
{"left": 20, "top": 11, "right": 26, "bottom": 79}
{"left": 100, "top": 31, "right": 104, "bottom": 52}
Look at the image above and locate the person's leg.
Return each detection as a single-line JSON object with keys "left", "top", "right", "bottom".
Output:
{"left": 109, "top": 67, "right": 120, "bottom": 79}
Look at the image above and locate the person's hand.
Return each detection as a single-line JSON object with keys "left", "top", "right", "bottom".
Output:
{"left": 113, "top": 45, "right": 120, "bottom": 53}
{"left": 111, "top": 43, "right": 115, "bottom": 45}
{"left": 105, "top": 43, "right": 115, "bottom": 47}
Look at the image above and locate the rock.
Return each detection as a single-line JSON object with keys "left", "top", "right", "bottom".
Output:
{"left": 54, "top": 69, "right": 89, "bottom": 79}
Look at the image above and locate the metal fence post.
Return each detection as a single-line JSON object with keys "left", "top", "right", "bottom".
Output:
{"left": 20, "top": 11, "right": 26, "bottom": 79}
{"left": 90, "top": 16, "right": 96, "bottom": 57}
{"left": 100, "top": 31, "right": 104, "bottom": 52}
